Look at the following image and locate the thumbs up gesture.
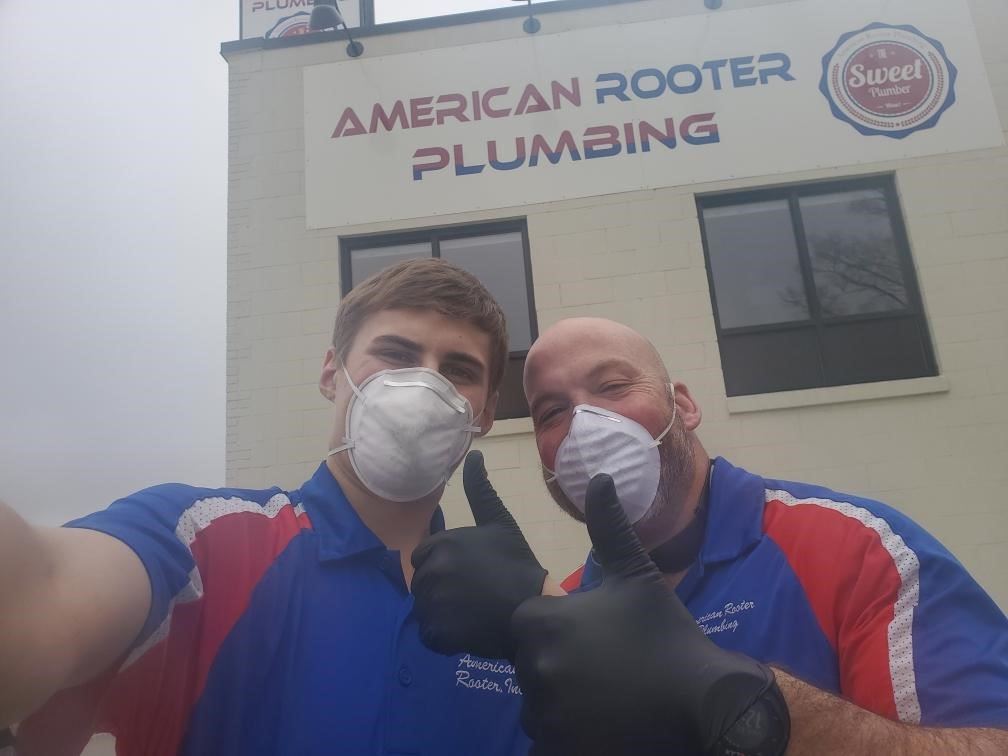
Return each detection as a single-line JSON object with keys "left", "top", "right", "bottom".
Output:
{"left": 511, "top": 474, "right": 781, "bottom": 756}
{"left": 411, "top": 450, "right": 548, "bottom": 660}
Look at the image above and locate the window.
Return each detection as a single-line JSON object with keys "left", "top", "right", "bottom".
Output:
{"left": 698, "top": 176, "right": 936, "bottom": 397}
{"left": 340, "top": 221, "right": 537, "bottom": 420}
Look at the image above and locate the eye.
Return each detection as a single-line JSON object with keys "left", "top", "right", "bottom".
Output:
{"left": 600, "top": 381, "right": 629, "bottom": 393}
{"left": 379, "top": 349, "right": 412, "bottom": 364}
{"left": 536, "top": 406, "right": 564, "bottom": 425}
{"left": 442, "top": 364, "right": 477, "bottom": 383}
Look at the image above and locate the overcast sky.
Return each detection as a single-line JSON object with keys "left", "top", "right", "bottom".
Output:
{"left": 0, "top": 1, "right": 521, "bottom": 526}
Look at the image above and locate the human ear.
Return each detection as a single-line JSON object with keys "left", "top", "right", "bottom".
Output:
{"left": 319, "top": 347, "right": 341, "bottom": 402}
{"left": 672, "top": 381, "right": 702, "bottom": 431}
{"left": 475, "top": 391, "right": 499, "bottom": 436}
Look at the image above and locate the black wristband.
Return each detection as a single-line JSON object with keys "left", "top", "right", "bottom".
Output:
{"left": 708, "top": 676, "right": 790, "bottom": 756}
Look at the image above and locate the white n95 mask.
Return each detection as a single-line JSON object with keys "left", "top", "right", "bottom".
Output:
{"left": 327, "top": 366, "right": 481, "bottom": 502}
{"left": 544, "top": 399, "right": 675, "bottom": 524}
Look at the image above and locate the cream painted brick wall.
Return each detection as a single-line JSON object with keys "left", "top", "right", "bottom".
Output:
{"left": 225, "top": 0, "right": 1008, "bottom": 607}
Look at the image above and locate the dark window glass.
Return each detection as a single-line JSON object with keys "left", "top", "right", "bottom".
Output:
{"left": 699, "top": 177, "right": 936, "bottom": 396}
{"left": 440, "top": 232, "right": 533, "bottom": 352}
{"left": 703, "top": 200, "right": 809, "bottom": 328}
{"left": 799, "top": 189, "right": 909, "bottom": 317}
{"left": 349, "top": 242, "right": 430, "bottom": 284}
{"left": 341, "top": 221, "right": 536, "bottom": 420}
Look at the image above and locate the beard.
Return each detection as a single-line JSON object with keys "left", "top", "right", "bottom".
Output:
{"left": 632, "top": 414, "right": 696, "bottom": 546}
{"left": 543, "top": 389, "right": 697, "bottom": 531}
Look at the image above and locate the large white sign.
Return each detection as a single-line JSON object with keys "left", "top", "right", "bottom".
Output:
{"left": 241, "top": 0, "right": 360, "bottom": 40}
{"left": 304, "top": 0, "right": 1003, "bottom": 229}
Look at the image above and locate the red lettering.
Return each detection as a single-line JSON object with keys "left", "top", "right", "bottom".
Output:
{"left": 412, "top": 147, "right": 450, "bottom": 181}
{"left": 514, "top": 84, "right": 551, "bottom": 115}
{"left": 551, "top": 78, "right": 581, "bottom": 109}
{"left": 481, "top": 87, "right": 510, "bottom": 118}
{"left": 369, "top": 100, "right": 409, "bottom": 133}
{"left": 528, "top": 131, "right": 581, "bottom": 166}
{"left": 331, "top": 107, "right": 366, "bottom": 138}
{"left": 410, "top": 96, "right": 435, "bottom": 128}
{"left": 680, "top": 112, "right": 719, "bottom": 145}
{"left": 638, "top": 118, "right": 677, "bottom": 151}
{"left": 583, "top": 125, "right": 620, "bottom": 159}
{"left": 435, "top": 93, "right": 470, "bottom": 125}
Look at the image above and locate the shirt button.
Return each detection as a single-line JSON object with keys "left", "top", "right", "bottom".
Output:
{"left": 398, "top": 665, "right": 413, "bottom": 687}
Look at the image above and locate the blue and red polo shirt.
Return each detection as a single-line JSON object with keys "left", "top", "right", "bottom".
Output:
{"left": 562, "top": 457, "right": 1008, "bottom": 728}
{"left": 19, "top": 463, "right": 529, "bottom": 756}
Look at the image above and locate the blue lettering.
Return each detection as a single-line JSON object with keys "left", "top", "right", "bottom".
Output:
{"left": 453, "top": 144, "right": 484, "bottom": 176}
{"left": 488, "top": 138, "right": 526, "bottom": 171}
{"left": 583, "top": 125, "right": 621, "bottom": 159}
{"left": 595, "top": 72, "right": 630, "bottom": 104}
{"left": 730, "top": 56, "right": 758, "bottom": 87}
{"left": 757, "top": 52, "right": 795, "bottom": 83}
{"left": 667, "top": 64, "right": 702, "bottom": 94}
{"left": 701, "top": 59, "right": 729, "bottom": 90}
{"left": 631, "top": 68, "right": 667, "bottom": 99}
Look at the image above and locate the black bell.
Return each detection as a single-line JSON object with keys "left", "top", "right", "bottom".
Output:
{"left": 309, "top": 2, "right": 345, "bottom": 31}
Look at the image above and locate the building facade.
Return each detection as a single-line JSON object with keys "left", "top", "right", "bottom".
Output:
{"left": 222, "top": 0, "right": 1008, "bottom": 608}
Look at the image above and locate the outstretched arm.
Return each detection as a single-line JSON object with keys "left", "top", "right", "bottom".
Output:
{"left": 0, "top": 501, "right": 150, "bottom": 726}
{"left": 778, "top": 670, "right": 1008, "bottom": 755}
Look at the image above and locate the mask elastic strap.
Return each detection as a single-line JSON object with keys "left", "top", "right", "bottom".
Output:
{"left": 649, "top": 386, "right": 677, "bottom": 448}
{"left": 325, "top": 365, "right": 363, "bottom": 459}
{"left": 326, "top": 438, "right": 354, "bottom": 457}
{"left": 342, "top": 364, "right": 366, "bottom": 402}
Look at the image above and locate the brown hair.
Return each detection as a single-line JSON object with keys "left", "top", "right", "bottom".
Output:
{"left": 332, "top": 258, "right": 509, "bottom": 393}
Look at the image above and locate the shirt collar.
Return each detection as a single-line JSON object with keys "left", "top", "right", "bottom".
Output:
{"left": 578, "top": 456, "right": 765, "bottom": 588}
{"left": 297, "top": 462, "right": 447, "bottom": 563}
{"left": 697, "top": 457, "right": 766, "bottom": 568}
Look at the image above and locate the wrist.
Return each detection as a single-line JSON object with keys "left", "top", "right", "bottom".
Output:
{"left": 708, "top": 669, "right": 790, "bottom": 756}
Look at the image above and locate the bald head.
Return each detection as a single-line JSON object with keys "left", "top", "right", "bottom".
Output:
{"left": 525, "top": 318, "right": 668, "bottom": 396}
{"left": 522, "top": 317, "right": 707, "bottom": 543}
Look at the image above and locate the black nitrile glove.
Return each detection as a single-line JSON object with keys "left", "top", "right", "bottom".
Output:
{"left": 511, "top": 474, "right": 780, "bottom": 756}
{"left": 411, "top": 450, "right": 548, "bottom": 660}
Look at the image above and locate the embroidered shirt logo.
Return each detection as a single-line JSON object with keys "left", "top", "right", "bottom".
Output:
{"left": 455, "top": 654, "right": 523, "bottom": 696}
{"left": 696, "top": 600, "right": 756, "bottom": 636}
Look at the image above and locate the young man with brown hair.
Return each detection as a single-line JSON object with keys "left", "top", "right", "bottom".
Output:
{"left": 0, "top": 258, "right": 532, "bottom": 755}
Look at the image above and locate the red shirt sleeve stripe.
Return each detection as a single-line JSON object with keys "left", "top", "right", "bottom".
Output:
{"left": 560, "top": 566, "right": 585, "bottom": 593}
{"left": 763, "top": 490, "right": 921, "bottom": 723}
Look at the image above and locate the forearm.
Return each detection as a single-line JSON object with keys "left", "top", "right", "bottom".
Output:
{"left": 776, "top": 669, "right": 1008, "bottom": 755}
{"left": 0, "top": 502, "right": 52, "bottom": 608}
{"left": 0, "top": 502, "right": 60, "bottom": 724}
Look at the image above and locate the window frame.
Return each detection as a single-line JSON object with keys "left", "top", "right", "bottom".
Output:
{"left": 339, "top": 218, "right": 538, "bottom": 419}
{"left": 697, "top": 175, "right": 938, "bottom": 395}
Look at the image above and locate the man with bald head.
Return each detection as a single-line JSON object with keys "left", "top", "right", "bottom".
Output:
{"left": 412, "top": 317, "right": 1008, "bottom": 755}
{"left": 524, "top": 317, "right": 706, "bottom": 568}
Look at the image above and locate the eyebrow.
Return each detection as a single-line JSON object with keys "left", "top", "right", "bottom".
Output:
{"left": 528, "top": 358, "right": 640, "bottom": 420}
{"left": 369, "top": 334, "right": 486, "bottom": 378}
{"left": 370, "top": 334, "right": 423, "bottom": 353}
{"left": 584, "top": 357, "right": 641, "bottom": 382}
